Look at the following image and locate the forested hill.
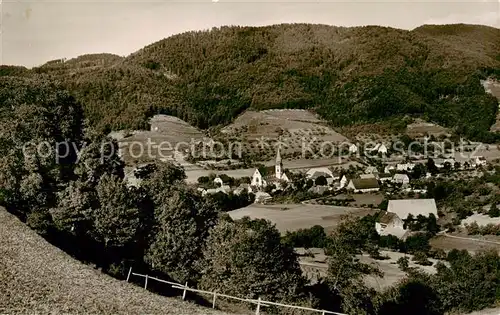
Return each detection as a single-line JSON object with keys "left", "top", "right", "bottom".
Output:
{"left": 3, "top": 23, "right": 500, "bottom": 141}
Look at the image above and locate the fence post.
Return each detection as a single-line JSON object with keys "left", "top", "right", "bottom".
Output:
{"left": 322, "top": 311, "right": 326, "bottom": 315}
{"left": 126, "top": 267, "right": 132, "bottom": 282}
{"left": 144, "top": 274, "right": 148, "bottom": 290}
{"left": 255, "top": 297, "right": 261, "bottom": 315}
{"left": 212, "top": 291, "right": 217, "bottom": 309}
{"left": 182, "top": 282, "right": 188, "bottom": 300}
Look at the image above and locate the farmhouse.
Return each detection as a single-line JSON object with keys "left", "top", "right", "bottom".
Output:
{"left": 251, "top": 149, "right": 290, "bottom": 189}
{"left": 349, "top": 144, "right": 358, "bottom": 154}
{"left": 375, "top": 199, "right": 438, "bottom": 239}
{"left": 347, "top": 178, "right": 380, "bottom": 193}
{"left": 378, "top": 173, "right": 393, "bottom": 182}
{"left": 384, "top": 165, "right": 396, "bottom": 173}
{"left": 392, "top": 174, "right": 410, "bottom": 185}
{"left": 306, "top": 167, "right": 336, "bottom": 184}
{"left": 368, "top": 143, "right": 388, "bottom": 155}
{"left": 375, "top": 212, "right": 408, "bottom": 239}
{"left": 388, "top": 199, "right": 438, "bottom": 221}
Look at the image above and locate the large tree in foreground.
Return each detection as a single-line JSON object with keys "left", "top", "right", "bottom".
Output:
{"left": 198, "top": 216, "right": 306, "bottom": 302}
{"left": 0, "top": 77, "right": 84, "bottom": 233}
{"left": 142, "top": 162, "right": 218, "bottom": 283}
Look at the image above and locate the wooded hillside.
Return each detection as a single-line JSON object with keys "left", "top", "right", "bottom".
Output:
{"left": 2, "top": 23, "right": 500, "bottom": 141}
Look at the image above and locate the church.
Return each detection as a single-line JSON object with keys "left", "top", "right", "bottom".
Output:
{"left": 251, "top": 148, "right": 290, "bottom": 189}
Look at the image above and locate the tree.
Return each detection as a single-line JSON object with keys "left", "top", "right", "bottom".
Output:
{"left": 325, "top": 216, "right": 382, "bottom": 314}
{"left": 145, "top": 186, "right": 219, "bottom": 283}
{"left": 426, "top": 158, "right": 438, "bottom": 175}
{"left": 397, "top": 256, "right": 410, "bottom": 271}
{"left": 411, "top": 163, "right": 426, "bottom": 180}
{"left": 0, "top": 78, "right": 84, "bottom": 229}
{"left": 198, "top": 217, "right": 306, "bottom": 301}
{"left": 315, "top": 175, "right": 328, "bottom": 186}
{"left": 488, "top": 204, "right": 500, "bottom": 218}
{"left": 92, "top": 174, "right": 140, "bottom": 249}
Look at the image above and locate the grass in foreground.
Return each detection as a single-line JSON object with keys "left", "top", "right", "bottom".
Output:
{"left": 0, "top": 207, "right": 228, "bottom": 315}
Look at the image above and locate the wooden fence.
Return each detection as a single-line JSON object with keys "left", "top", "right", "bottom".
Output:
{"left": 126, "top": 267, "right": 346, "bottom": 315}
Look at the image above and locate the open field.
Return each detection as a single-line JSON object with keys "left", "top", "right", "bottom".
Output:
{"left": 228, "top": 204, "right": 376, "bottom": 234}
{"left": 314, "top": 193, "right": 384, "bottom": 207}
{"left": 430, "top": 234, "right": 500, "bottom": 253}
{"left": 0, "top": 207, "right": 227, "bottom": 315}
{"left": 110, "top": 115, "right": 207, "bottom": 166}
{"left": 297, "top": 248, "right": 438, "bottom": 291}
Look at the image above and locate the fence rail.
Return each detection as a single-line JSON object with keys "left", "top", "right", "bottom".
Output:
{"left": 127, "top": 267, "right": 346, "bottom": 315}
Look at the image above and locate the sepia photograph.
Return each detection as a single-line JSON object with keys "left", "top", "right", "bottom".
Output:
{"left": 1, "top": 0, "right": 500, "bottom": 314}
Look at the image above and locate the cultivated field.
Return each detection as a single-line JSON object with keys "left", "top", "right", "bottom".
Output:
{"left": 297, "top": 248, "right": 438, "bottom": 291}
{"left": 430, "top": 234, "right": 500, "bottom": 253}
{"left": 0, "top": 208, "right": 228, "bottom": 315}
{"left": 110, "top": 115, "right": 207, "bottom": 166}
{"left": 220, "top": 109, "right": 350, "bottom": 161}
{"left": 228, "top": 204, "right": 375, "bottom": 234}
{"left": 405, "top": 118, "right": 450, "bottom": 138}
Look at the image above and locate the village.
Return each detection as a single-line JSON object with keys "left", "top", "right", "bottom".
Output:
{"left": 115, "top": 112, "right": 500, "bottom": 291}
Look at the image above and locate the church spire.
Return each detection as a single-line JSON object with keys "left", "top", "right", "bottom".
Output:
{"left": 275, "top": 147, "right": 283, "bottom": 179}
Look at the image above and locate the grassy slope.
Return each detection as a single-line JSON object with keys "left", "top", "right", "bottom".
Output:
{"left": 0, "top": 207, "right": 228, "bottom": 315}
{"left": 3, "top": 24, "right": 500, "bottom": 137}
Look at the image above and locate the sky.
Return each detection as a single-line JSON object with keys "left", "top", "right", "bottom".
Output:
{"left": 1, "top": 0, "right": 499, "bottom": 67}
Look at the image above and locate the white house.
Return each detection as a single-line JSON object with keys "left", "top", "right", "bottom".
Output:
{"left": 347, "top": 178, "right": 380, "bottom": 193}
{"left": 213, "top": 176, "right": 224, "bottom": 187}
{"left": 474, "top": 156, "right": 487, "bottom": 167}
{"left": 251, "top": 148, "right": 290, "bottom": 189}
{"left": 378, "top": 144, "right": 388, "bottom": 155}
{"left": 375, "top": 199, "right": 438, "bottom": 239}
{"left": 365, "top": 166, "right": 379, "bottom": 174}
{"left": 396, "top": 163, "right": 415, "bottom": 172}
{"left": 306, "top": 167, "right": 336, "bottom": 185}
{"left": 349, "top": 144, "right": 358, "bottom": 154}
{"left": 339, "top": 175, "right": 350, "bottom": 188}
{"left": 392, "top": 174, "right": 410, "bottom": 185}
{"left": 384, "top": 165, "right": 396, "bottom": 173}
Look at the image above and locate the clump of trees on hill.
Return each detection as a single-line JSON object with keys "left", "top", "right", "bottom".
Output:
{"left": 2, "top": 25, "right": 500, "bottom": 142}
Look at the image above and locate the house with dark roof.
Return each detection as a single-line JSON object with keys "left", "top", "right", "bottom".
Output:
{"left": 251, "top": 148, "right": 290, "bottom": 189}
{"left": 346, "top": 178, "right": 380, "bottom": 193}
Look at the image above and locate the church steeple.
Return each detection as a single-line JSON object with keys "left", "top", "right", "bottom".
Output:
{"left": 275, "top": 147, "right": 283, "bottom": 179}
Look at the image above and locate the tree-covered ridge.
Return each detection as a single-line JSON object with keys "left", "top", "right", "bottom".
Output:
{"left": 3, "top": 23, "right": 500, "bottom": 140}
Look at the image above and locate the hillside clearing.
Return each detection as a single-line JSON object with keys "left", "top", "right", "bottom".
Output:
{"left": 0, "top": 207, "right": 228, "bottom": 315}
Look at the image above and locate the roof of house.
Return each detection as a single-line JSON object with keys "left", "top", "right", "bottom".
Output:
{"left": 257, "top": 166, "right": 276, "bottom": 178}
{"left": 393, "top": 174, "right": 410, "bottom": 180}
{"left": 387, "top": 199, "right": 438, "bottom": 220}
{"left": 350, "top": 178, "right": 380, "bottom": 190}
{"left": 379, "top": 212, "right": 400, "bottom": 225}
{"left": 378, "top": 173, "right": 393, "bottom": 179}
{"left": 310, "top": 171, "right": 332, "bottom": 179}
{"left": 360, "top": 174, "right": 376, "bottom": 179}
{"left": 365, "top": 166, "right": 379, "bottom": 174}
